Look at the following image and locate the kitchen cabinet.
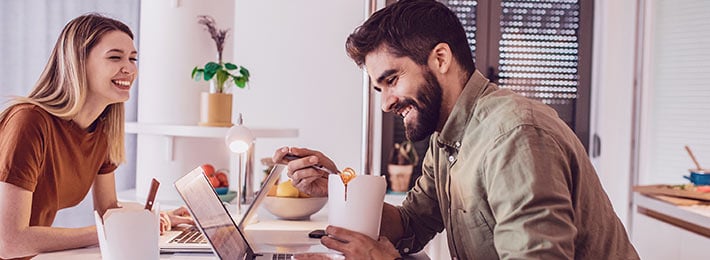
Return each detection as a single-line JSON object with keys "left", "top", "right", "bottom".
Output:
{"left": 632, "top": 193, "right": 709, "bottom": 259}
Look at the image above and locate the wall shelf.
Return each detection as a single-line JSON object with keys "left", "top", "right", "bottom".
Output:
{"left": 125, "top": 122, "right": 299, "bottom": 139}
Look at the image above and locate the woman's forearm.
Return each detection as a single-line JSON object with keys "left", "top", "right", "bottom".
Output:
{"left": 0, "top": 225, "right": 97, "bottom": 259}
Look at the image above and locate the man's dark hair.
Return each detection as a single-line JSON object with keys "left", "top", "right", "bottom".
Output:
{"left": 346, "top": 0, "right": 475, "bottom": 75}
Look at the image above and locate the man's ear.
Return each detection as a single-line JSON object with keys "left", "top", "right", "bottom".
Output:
{"left": 429, "top": 43, "right": 453, "bottom": 74}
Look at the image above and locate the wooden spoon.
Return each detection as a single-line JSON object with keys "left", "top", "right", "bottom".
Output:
{"left": 684, "top": 145, "right": 703, "bottom": 171}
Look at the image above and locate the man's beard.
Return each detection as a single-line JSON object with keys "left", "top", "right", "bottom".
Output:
{"left": 401, "top": 70, "right": 443, "bottom": 142}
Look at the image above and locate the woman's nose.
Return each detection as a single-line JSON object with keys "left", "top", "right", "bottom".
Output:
{"left": 121, "top": 64, "right": 137, "bottom": 75}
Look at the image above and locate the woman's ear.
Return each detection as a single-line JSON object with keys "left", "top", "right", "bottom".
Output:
{"left": 429, "top": 43, "right": 453, "bottom": 74}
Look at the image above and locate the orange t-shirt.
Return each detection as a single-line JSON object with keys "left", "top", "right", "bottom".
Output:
{"left": 0, "top": 104, "right": 117, "bottom": 228}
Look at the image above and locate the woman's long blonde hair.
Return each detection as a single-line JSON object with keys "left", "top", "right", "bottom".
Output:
{"left": 1, "top": 13, "right": 133, "bottom": 164}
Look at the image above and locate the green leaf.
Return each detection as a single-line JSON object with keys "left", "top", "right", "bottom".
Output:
{"left": 224, "top": 63, "right": 238, "bottom": 70}
{"left": 193, "top": 70, "right": 203, "bottom": 82}
{"left": 234, "top": 76, "right": 247, "bottom": 88}
{"left": 239, "top": 67, "right": 250, "bottom": 78}
{"left": 191, "top": 67, "right": 199, "bottom": 79}
{"left": 204, "top": 71, "right": 216, "bottom": 81}
{"left": 204, "top": 62, "right": 221, "bottom": 74}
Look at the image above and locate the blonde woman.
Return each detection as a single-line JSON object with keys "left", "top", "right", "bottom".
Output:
{"left": 0, "top": 14, "right": 192, "bottom": 259}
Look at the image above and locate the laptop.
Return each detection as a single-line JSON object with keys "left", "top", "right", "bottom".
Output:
{"left": 159, "top": 164, "right": 281, "bottom": 253}
{"left": 173, "top": 164, "right": 338, "bottom": 259}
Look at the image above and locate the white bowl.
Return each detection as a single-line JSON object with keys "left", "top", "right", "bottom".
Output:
{"left": 262, "top": 196, "right": 327, "bottom": 220}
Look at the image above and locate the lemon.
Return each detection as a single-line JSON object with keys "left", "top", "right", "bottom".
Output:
{"left": 276, "top": 180, "right": 300, "bottom": 198}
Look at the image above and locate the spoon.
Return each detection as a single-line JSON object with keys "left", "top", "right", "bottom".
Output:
{"left": 283, "top": 154, "right": 339, "bottom": 175}
{"left": 684, "top": 145, "right": 703, "bottom": 171}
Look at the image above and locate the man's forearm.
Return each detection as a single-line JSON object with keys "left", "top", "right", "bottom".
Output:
{"left": 380, "top": 203, "right": 404, "bottom": 243}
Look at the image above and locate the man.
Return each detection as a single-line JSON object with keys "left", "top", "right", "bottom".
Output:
{"left": 274, "top": 0, "right": 640, "bottom": 259}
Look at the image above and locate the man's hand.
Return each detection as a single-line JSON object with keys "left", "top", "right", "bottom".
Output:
{"left": 321, "top": 225, "right": 401, "bottom": 260}
{"left": 272, "top": 146, "right": 336, "bottom": 197}
{"left": 159, "top": 206, "right": 194, "bottom": 235}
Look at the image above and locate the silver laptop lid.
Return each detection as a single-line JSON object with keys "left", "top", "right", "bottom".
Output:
{"left": 238, "top": 164, "right": 285, "bottom": 229}
{"left": 174, "top": 166, "right": 253, "bottom": 259}
{"left": 174, "top": 164, "right": 287, "bottom": 259}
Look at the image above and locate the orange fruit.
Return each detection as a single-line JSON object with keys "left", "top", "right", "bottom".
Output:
{"left": 207, "top": 175, "right": 221, "bottom": 188}
{"left": 215, "top": 172, "right": 229, "bottom": 188}
{"left": 201, "top": 164, "right": 215, "bottom": 177}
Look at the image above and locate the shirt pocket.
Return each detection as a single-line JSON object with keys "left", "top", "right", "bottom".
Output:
{"left": 452, "top": 208, "right": 497, "bottom": 258}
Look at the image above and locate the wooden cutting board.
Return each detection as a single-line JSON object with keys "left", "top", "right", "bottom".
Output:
{"left": 649, "top": 195, "right": 707, "bottom": 206}
{"left": 633, "top": 184, "right": 710, "bottom": 202}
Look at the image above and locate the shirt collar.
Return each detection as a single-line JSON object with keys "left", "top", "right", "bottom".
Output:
{"left": 436, "top": 70, "right": 492, "bottom": 150}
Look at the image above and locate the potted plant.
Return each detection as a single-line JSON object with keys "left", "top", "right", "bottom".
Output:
{"left": 387, "top": 140, "right": 419, "bottom": 192}
{"left": 191, "top": 15, "right": 251, "bottom": 127}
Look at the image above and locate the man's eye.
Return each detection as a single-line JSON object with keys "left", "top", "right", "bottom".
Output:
{"left": 109, "top": 56, "right": 121, "bottom": 60}
{"left": 373, "top": 86, "right": 382, "bottom": 92}
{"left": 386, "top": 76, "right": 397, "bottom": 85}
{"left": 130, "top": 57, "right": 138, "bottom": 62}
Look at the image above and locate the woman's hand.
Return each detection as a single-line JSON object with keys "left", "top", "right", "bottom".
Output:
{"left": 159, "top": 206, "right": 194, "bottom": 235}
{"left": 320, "top": 225, "right": 401, "bottom": 260}
{"left": 272, "top": 147, "right": 336, "bottom": 197}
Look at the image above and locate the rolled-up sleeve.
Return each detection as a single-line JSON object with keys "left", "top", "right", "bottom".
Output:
{"left": 396, "top": 143, "right": 445, "bottom": 255}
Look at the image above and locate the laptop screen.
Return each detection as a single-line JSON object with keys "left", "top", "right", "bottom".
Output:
{"left": 174, "top": 166, "right": 251, "bottom": 259}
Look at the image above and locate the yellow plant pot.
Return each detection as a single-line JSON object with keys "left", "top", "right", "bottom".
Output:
{"left": 199, "top": 92, "right": 233, "bottom": 127}
{"left": 387, "top": 164, "right": 413, "bottom": 192}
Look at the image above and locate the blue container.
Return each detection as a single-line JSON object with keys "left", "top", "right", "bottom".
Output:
{"left": 684, "top": 170, "right": 710, "bottom": 185}
{"left": 214, "top": 187, "right": 229, "bottom": 195}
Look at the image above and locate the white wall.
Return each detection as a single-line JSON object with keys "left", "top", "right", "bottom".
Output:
{"left": 589, "top": 0, "right": 637, "bottom": 227}
{"left": 135, "top": 0, "right": 235, "bottom": 203}
{"left": 232, "top": 0, "right": 366, "bottom": 172}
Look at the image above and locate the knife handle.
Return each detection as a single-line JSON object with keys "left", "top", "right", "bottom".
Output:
{"left": 144, "top": 178, "right": 160, "bottom": 211}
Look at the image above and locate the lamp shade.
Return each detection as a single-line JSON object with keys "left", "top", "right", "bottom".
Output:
{"left": 225, "top": 124, "right": 254, "bottom": 154}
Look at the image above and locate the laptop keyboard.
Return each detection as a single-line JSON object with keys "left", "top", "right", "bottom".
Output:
{"left": 272, "top": 253, "right": 294, "bottom": 260}
{"left": 171, "top": 226, "right": 207, "bottom": 244}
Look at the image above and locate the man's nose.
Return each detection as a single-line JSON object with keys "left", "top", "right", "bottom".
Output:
{"left": 381, "top": 92, "right": 398, "bottom": 112}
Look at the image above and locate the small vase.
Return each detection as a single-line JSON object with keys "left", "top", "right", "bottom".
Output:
{"left": 387, "top": 164, "right": 413, "bottom": 192}
{"left": 199, "top": 92, "right": 233, "bottom": 127}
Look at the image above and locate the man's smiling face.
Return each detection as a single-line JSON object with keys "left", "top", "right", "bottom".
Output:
{"left": 366, "top": 46, "right": 443, "bottom": 142}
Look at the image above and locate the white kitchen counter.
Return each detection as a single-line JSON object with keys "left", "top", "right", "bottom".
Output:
{"left": 633, "top": 193, "right": 710, "bottom": 237}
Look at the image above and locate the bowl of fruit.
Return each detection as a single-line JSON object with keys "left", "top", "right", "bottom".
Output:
{"left": 263, "top": 179, "right": 327, "bottom": 220}
{"left": 201, "top": 164, "right": 235, "bottom": 202}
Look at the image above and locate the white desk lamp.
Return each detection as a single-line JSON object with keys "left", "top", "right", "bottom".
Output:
{"left": 225, "top": 113, "right": 254, "bottom": 215}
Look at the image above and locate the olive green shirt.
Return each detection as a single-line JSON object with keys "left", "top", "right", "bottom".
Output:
{"left": 395, "top": 70, "right": 639, "bottom": 259}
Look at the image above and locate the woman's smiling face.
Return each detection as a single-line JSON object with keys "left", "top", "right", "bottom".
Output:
{"left": 85, "top": 30, "right": 137, "bottom": 106}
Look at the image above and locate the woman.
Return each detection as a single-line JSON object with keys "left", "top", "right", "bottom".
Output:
{"left": 0, "top": 14, "right": 191, "bottom": 259}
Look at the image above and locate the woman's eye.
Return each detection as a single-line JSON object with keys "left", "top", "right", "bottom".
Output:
{"left": 130, "top": 57, "right": 138, "bottom": 62}
{"left": 109, "top": 56, "right": 121, "bottom": 60}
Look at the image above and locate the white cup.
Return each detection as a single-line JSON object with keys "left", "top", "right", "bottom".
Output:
{"left": 328, "top": 174, "right": 386, "bottom": 239}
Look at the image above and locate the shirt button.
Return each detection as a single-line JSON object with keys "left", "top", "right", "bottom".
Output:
{"left": 455, "top": 141, "right": 461, "bottom": 148}
{"left": 403, "top": 248, "right": 410, "bottom": 253}
{"left": 448, "top": 155, "right": 455, "bottom": 162}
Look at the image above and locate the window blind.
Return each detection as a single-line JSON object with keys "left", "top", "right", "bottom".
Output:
{"left": 642, "top": 0, "right": 710, "bottom": 184}
{"left": 496, "top": 0, "right": 582, "bottom": 128}
{"left": 439, "top": 0, "right": 479, "bottom": 61}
